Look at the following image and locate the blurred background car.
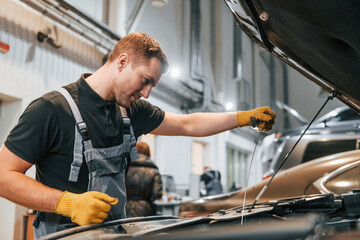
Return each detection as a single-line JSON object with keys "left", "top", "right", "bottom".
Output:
{"left": 262, "top": 133, "right": 360, "bottom": 180}
{"left": 260, "top": 105, "right": 360, "bottom": 178}
{"left": 275, "top": 105, "right": 360, "bottom": 139}
{"left": 179, "top": 149, "right": 360, "bottom": 217}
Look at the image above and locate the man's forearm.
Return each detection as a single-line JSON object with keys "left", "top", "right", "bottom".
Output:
{"left": 0, "top": 170, "right": 62, "bottom": 212}
{"left": 152, "top": 112, "right": 238, "bottom": 137}
{"left": 184, "top": 112, "right": 238, "bottom": 136}
{"left": 152, "top": 107, "right": 276, "bottom": 137}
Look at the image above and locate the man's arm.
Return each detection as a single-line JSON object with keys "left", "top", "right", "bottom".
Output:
{"left": 0, "top": 145, "right": 62, "bottom": 212}
{"left": 151, "top": 106, "right": 276, "bottom": 136}
{"left": 0, "top": 145, "right": 119, "bottom": 225}
{"left": 151, "top": 112, "right": 238, "bottom": 136}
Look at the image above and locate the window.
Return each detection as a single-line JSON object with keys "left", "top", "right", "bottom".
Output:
{"left": 302, "top": 139, "right": 358, "bottom": 163}
{"left": 192, "top": 141, "right": 208, "bottom": 175}
{"left": 328, "top": 109, "right": 360, "bottom": 122}
{"left": 227, "top": 146, "right": 249, "bottom": 191}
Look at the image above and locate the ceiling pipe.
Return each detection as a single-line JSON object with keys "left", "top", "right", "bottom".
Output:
{"left": 188, "top": 0, "right": 213, "bottom": 112}
{"left": 41, "top": 0, "right": 117, "bottom": 47}
{"left": 20, "top": 0, "right": 117, "bottom": 52}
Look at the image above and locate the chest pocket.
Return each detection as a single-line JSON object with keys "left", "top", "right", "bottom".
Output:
{"left": 84, "top": 142, "right": 130, "bottom": 176}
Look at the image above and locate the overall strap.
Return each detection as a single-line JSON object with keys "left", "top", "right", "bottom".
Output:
{"left": 58, "top": 88, "right": 88, "bottom": 182}
{"left": 119, "top": 107, "right": 138, "bottom": 166}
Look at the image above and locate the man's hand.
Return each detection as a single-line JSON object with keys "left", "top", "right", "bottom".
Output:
{"left": 55, "top": 191, "right": 118, "bottom": 225}
{"left": 237, "top": 106, "right": 276, "bottom": 131}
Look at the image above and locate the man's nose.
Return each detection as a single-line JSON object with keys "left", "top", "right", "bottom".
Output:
{"left": 140, "top": 85, "right": 152, "bottom": 99}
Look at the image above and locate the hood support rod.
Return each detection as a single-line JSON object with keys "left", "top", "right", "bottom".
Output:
{"left": 248, "top": 90, "right": 338, "bottom": 212}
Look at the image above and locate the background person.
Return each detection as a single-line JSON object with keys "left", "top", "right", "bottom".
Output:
{"left": 126, "top": 142, "right": 162, "bottom": 217}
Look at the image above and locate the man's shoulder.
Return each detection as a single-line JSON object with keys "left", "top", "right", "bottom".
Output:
{"left": 30, "top": 91, "right": 65, "bottom": 114}
{"left": 41, "top": 90, "right": 63, "bottom": 102}
{"left": 23, "top": 83, "right": 79, "bottom": 121}
{"left": 40, "top": 82, "right": 78, "bottom": 105}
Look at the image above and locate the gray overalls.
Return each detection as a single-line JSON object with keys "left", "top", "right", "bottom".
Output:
{"left": 33, "top": 88, "right": 138, "bottom": 238}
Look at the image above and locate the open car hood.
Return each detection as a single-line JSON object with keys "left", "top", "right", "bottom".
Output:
{"left": 225, "top": 0, "right": 360, "bottom": 112}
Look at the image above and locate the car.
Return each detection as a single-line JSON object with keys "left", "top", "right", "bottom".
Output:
{"left": 40, "top": 0, "right": 360, "bottom": 239}
{"left": 274, "top": 106, "right": 360, "bottom": 140}
{"left": 270, "top": 105, "right": 360, "bottom": 155}
{"left": 179, "top": 149, "right": 360, "bottom": 217}
{"left": 40, "top": 150, "right": 360, "bottom": 239}
{"left": 262, "top": 132, "right": 360, "bottom": 180}
{"left": 260, "top": 106, "right": 360, "bottom": 179}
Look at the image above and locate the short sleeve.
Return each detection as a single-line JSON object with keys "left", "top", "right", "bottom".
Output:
{"left": 128, "top": 99, "right": 165, "bottom": 138}
{"left": 4, "top": 97, "right": 59, "bottom": 164}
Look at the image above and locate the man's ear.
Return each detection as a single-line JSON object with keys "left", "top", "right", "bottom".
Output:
{"left": 117, "top": 53, "right": 129, "bottom": 72}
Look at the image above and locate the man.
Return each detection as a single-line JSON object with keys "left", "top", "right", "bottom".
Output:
{"left": 125, "top": 142, "right": 162, "bottom": 217}
{"left": 0, "top": 32, "right": 276, "bottom": 237}
{"left": 201, "top": 166, "right": 223, "bottom": 196}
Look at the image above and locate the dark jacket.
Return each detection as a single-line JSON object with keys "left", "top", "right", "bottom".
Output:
{"left": 201, "top": 170, "right": 223, "bottom": 196}
{"left": 125, "top": 154, "right": 162, "bottom": 217}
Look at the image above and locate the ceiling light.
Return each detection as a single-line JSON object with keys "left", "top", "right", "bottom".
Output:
{"left": 170, "top": 68, "right": 180, "bottom": 78}
{"left": 225, "top": 102, "right": 234, "bottom": 111}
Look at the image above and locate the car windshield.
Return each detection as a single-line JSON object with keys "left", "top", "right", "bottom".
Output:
{"left": 316, "top": 107, "right": 360, "bottom": 123}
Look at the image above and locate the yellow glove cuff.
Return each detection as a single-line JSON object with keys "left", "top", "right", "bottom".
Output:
{"left": 236, "top": 111, "right": 252, "bottom": 127}
{"left": 55, "top": 191, "right": 79, "bottom": 217}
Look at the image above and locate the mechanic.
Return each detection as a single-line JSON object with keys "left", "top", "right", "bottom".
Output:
{"left": 125, "top": 142, "right": 162, "bottom": 217}
{"left": 0, "top": 32, "right": 276, "bottom": 238}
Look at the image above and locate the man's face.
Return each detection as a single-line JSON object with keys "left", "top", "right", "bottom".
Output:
{"left": 114, "top": 55, "right": 163, "bottom": 107}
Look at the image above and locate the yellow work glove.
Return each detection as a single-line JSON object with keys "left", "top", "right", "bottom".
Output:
{"left": 237, "top": 106, "right": 276, "bottom": 131}
{"left": 55, "top": 191, "right": 118, "bottom": 225}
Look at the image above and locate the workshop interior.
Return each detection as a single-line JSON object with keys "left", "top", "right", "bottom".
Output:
{"left": 1, "top": 0, "right": 360, "bottom": 239}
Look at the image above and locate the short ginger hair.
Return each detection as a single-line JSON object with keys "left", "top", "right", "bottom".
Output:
{"left": 136, "top": 141, "right": 150, "bottom": 157}
{"left": 107, "top": 32, "right": 169, "bottom": 74}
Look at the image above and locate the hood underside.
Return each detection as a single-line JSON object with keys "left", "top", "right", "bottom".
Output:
{"left": 225, "top": 0, "right": 360, "bottom": 112}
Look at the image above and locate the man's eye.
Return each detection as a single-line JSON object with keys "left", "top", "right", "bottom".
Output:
{"left": 143, "top": 78, "right": 150, "bottom": 85}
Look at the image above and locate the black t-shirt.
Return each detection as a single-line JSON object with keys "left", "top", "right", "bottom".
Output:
{"left": 4, "top": 74, "right": 164, "bottom": 193}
